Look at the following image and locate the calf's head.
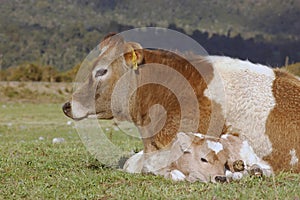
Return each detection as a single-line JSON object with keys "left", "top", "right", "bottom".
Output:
{"left": 62, "top": 33, "right": 143, "bottom": 120}
{"left": 173, "top": 132, "right": 229, "bottom": 182}
{"left": 141, "top": 132, "right": 230, "bottom": 182}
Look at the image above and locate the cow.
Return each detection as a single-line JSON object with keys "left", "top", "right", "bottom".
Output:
{"left": 62, "top": 32, "right": 300, "bottom": 173}
{"left": 123, "top": 132, "right": 273, "bottom": 183}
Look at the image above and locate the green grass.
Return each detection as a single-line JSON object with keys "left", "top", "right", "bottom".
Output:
{"left": 0, "top": 103, "right": 300, "bottom": 199}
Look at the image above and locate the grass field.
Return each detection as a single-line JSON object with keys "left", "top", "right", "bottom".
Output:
{"left": 0, "top": 103, "right": 300, "bottom": 199}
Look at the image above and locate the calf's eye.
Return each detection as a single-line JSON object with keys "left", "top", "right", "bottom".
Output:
{"left": 201, "top": 158, "right": 208, "bottom": 163}
{"left": 95, "top": 69, "right": 108, "bottom": 77}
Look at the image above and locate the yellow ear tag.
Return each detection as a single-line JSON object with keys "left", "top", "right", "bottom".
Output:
{"left": 131, "top": 49, "right": 138, "bottom": 70}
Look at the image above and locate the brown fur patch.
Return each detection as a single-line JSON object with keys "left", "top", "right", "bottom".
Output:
{"left": 128, "top": 49, "right": 226, "bottom": 152}
{"left": 264, "top": 69, "right": 300, "bottom": 172}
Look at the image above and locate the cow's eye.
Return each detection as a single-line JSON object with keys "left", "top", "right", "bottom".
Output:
{"left": 95, "top": 69, "right": 108, "bottom": 77}
{"left": 201, "top": 158, "right": 208, "bottom": 163}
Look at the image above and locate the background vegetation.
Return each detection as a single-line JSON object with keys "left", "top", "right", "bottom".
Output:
{"left": 285, "top": 62, "right": 300, "bottom": 76}
{"left": 0, "top": 63, "right": 80, "bottom": 82}
{"left": 0, "top": 0, "right": 299, "bottom": 72}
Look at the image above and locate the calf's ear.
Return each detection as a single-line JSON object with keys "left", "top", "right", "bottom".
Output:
{"left": 176, "top": 132, "right": 193, "bottom": 153}
{"left": 124, "top": 42, "right": 144, "bottom": 70}
{"left": 216, "top": 149, "right": 229, "bottom": 165}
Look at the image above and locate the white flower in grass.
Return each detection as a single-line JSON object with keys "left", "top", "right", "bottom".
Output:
{"left": 39, "top": 136, "right": 45, "bottom": 141}
{"left": 52, "top": 138, "right": 65, "bottom": 144}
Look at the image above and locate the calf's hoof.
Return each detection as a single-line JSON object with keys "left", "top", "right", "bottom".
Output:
{"left": 233, "top": 160, "right": 245, "bottom": 172}
{"left": 215, "top": 176, "right": 227, "bottom": 183}
{"left": 249, "top": 164, "right": 263, "bottom": 177}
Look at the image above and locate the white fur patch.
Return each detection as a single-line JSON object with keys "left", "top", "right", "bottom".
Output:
{"left": 123, "top": 151, "right": 144, "bottom": 173}
{"left": 207, "top": 140, "right": 223, "bottom": 154}
{"left": 289, "top": 149, "right": 299, "bottom": 166}
{"left": 225, "top": 170, "right": 233, "bottom": 178}
{"left": 100, "top": 45, "right": 109, "bottom": 55}
{"left": 239, "top": 140, "right": 260, "bottom": 165}
{"left": 142, "top": 150, "right": 171, "bottom": 173}
{"left": 194, "top": 133, "right": 204, "bottom": 139}
{"left": 205, "top": 56, "right": 275, "bottom": 158}
{"left": 170, "top": 169, "right": 186, "bottom": 181}
{"left": 239, "top": 141, "right": 271, "bottom": 170}
{"left": 232, "top": 172, "right": 243, "bottom": 180}
{"left": 71, "top": 100, "right": 89, "bottom": 119}
{"left": 221, "top": 134, "right": 230, "bottom": 139}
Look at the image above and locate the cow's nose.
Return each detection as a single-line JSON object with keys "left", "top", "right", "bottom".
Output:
{"left": 215, "top": 176, "right": 227, "bottom": 183}
{"left": 62, "top": 102, "right": 72, "bottom": 115}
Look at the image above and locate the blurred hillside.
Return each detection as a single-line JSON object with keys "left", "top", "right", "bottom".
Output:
{"left": 285, "top": 62, "right": 300, "bottom": 76}
{"left": 0, "top": 81, "right": 72, "bottom": 103}
{"left": 0, "top": 0, "right": 299, "bottom": 71}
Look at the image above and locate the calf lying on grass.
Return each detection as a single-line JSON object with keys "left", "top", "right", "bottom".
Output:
{"left": 124, "top": 132, "right": 273, "bottom": 183}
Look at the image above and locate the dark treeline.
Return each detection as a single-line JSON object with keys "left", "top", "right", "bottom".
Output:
{"left": 169, "top": 24, "right": 300, "bottom": 67}
{"left": 3, "top": 21, "right": 298, "bottom": 71}
{"left": 1, "top": 0, "right": 299, "bottom": 71}
{"left": 1, "top": 22, "right": 300, "bottom": 82}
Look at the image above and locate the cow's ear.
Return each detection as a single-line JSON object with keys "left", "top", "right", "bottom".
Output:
{"left": 99, "top": 33, "right": 125, "bottom": 52}
{"left": 102, "top": 32, "right": 117, "bottom": 42}
{"left": 124, "top": 42, "right": 144, "bottom": 70}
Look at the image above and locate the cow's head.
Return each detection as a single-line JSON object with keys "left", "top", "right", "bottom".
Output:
{"left": 62, "top": 33, "right": 144, "bottom": 120}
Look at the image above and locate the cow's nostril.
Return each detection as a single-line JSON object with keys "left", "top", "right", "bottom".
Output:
{"left": 62, "top": 102, "right": 71, "bottom": 114}
{"left": 215, "top": 176, "right": 227, "bottom": 183}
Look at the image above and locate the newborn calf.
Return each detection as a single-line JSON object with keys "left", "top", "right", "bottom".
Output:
{"left": 124, "top": 132, "right": 273, "bottom": 183}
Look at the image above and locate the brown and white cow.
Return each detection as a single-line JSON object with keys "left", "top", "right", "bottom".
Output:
{"left": 62, "top": 33, "right": 300, "bottom": 173}
{"left": 123, "top": 132, "right": 273, "bottom": 183}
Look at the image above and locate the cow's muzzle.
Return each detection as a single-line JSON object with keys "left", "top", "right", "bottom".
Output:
{"left": 62, "top": 101, "right": 72, "bottom": 118}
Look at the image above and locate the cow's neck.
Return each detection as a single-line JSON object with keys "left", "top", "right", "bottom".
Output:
{"left": 129, "top": 49, "right": 217, "bottom": 152}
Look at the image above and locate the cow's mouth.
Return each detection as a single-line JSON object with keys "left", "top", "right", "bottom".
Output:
{"left": 88, "top": 112, "right": 114, "bottom": 120}
{"left": 62, "top": 102, "right": 113, "bottom": 120}
{"left": 62, "top": 101, "right": 89, "bottom": 121}
{"left": 73, "top": 115, "right": 89, "bottom": 121}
